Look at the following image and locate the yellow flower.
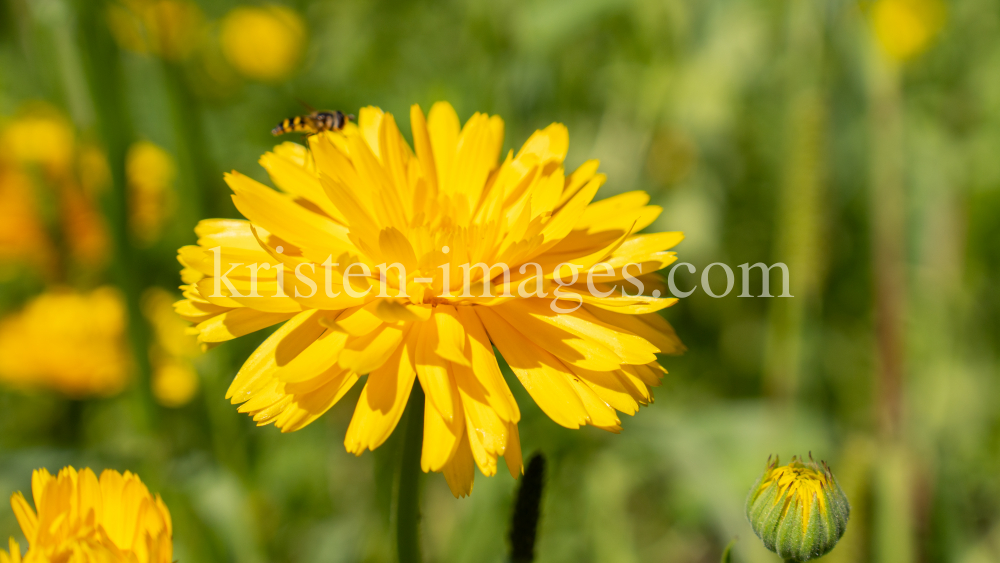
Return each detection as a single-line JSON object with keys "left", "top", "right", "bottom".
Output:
{"left": 0, "top": 105, "right": 109, "bottom": 275}
{"left": 61, "top": 184, "right": 110, "bottom": 269}
{"left": 77, "top": 143, "right": 112, "bottom": 197}
{"left": 0, "top": 467, "right": 173, "bottom": 563}
{"left": 0, "top": 288, "right": 130, "bottom": 397}
{"left": 150, "top": 359, "right": 199, "bottom": 407}
{"left": 176, "top": 103, "right": 685, "bottom": 496}
{"left": 127, "top": 141, "right": 177, "bottom": 245}
{"left": 871, "top": 0, "right": 945, "bottom": 61}
{"left": 106, "top": 0, "right": 205, "bottom": 61}
{"left": 219, "top": 5, "right": 306, "bottom": 81}
{"left": 143, "top": 287, "right": 200, "bottom": 407}
{"left": 0, "top": 166, "right": 53, "bottom": 276}
{"left": 0, "top": 108, "right": 74, "bottom": 172}
{"left": 144, "top": 288, "right": 200, "bottom": 359}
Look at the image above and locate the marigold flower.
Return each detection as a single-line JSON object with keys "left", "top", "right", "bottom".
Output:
{"left": 0, "top": 105, "right": 109, "bottom": 274}
{"left": 60, "top": 185, "right": 110, "bottom": 269}
{"left": 219, "top": 5, "right": 305, "bottom": 82}
{"left": 106, "top": 0, "right": 205, "bottom": 61}
{"left": 746, "top": 455, "right": 850, "bottom": 562}
{"left": 0, "top": 108, "right": 74, "bottom": 172}
{"left": 143, "top": 287, "right": 200, "bottom": 407}
{"left": 0, "top": 467, "right": 173, "bottom": 563}
{"left": 0, "top": 288, "right": 130, "bottom": 397}
{"left": 0, "top": 167, "right": 53, "bottom": 275}
{"left": 77, "top": 143, "right": 112, "bottom": 197}
{"left": 871, "top": 0, "right": 945, "bottom": 62}
{"left": 176, "top": 103, "right": 685, "bottom": 496}
{"left": 127, "top": 141, "right": 177, "bottom": 245}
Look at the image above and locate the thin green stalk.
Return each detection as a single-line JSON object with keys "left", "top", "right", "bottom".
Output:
{"left": 395, "top": 384, "right": 424, "bottom": 563}
{"left": 161, "top": 61, "right": 215, "bottom": 223}
{"left": 510, "top": 454, "right": 546, "bottom": 563}
{"left": 764, "top": 0, "right": 826, "bottom": 402}
{"left": 75, "top": 0, "right": 156, "bottom": 431}
{"left": 867, "top": 32, "right": 915, "bottom": 563}
{"left": 870, "top": 58, "right": 906, "bottom": 442}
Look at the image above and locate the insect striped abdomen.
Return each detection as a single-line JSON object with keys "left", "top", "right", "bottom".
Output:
{"left": 272, "top": 116, "right": 314, "bottom": 136}
{"left": 272, "top": 109, "right": 352, "bottom": 136}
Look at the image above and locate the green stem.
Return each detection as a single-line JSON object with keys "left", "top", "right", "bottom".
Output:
{"left": 395, "top": 384, "right": 424, "bottom": 563}
{"left": 75, "top": 0, "right": 156, "bottom": 431}
{"left": 161, "top": 61, "right": 214, "bottom": 223}
{"left": 510, "top": 454, "right": 546, "bottom": 563}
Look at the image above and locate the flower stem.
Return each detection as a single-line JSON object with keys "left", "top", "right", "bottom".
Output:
{"left": 395, "top": 384, "right": 424, "bottom": 563}
{"left": 75, "top": 0, "right": 156, "bottom": 431}
{"left": 161, "top": 61, "right": 216, "bottom": 222}
{"left": 510, "top": 453, "right": 546, "bottom": 563}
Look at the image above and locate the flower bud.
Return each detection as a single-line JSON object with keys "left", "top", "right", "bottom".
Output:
{"left": 745, "top": 455, "right": 850, "bottom": 562}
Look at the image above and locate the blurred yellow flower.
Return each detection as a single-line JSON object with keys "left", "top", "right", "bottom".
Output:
{"left": 77, "top": 143, "right": 112, "bottom": 197}
{"left": 177, "top": 102, "right": 684, "bottom": 496}
{"left": 107, "top": 0, "right": 205, "bottom": 61}
{"left": 61, "top": 185, "right": 110, "bottom": 269}
{"left": 871, "top": 0, "right": 945, "bottom": 61}
{"left": 0, "top": 167, "right": 53, "bottom": 276}
{"left": 0, "top": 108, "right": 74, "bottom": 172}
{"left": 0, "top": 467, "right": 173, "bottom": 563}
{"left": 151, "top": 359, "right": 199, "bottom": 407}
{"left": 143, "top": 287, "right": 200, "bottom": 407}
{"left": 220, "top": 5, "right": 306, "bottom": 81}
{"left": 127, "top": 141, "right": 177, "bottom": 245}
{"left": 0, "top": 104, "right": 110, "bottom": 275}
{"left": 144, "top": 288, "right": 200, "bottom": 358}
{"left": 0, "top": 288, "right": 130, "bottom": 397}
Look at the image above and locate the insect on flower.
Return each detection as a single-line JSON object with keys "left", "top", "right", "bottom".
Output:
{"left": 271, "top": 109, "right": 354, "bottom": 136}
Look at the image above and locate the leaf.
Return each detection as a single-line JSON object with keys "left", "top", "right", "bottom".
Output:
{"left": 721, "top": 538, "right": 737, "bottom": 563}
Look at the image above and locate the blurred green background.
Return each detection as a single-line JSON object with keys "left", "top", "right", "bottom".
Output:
{"left": 0, "top": 0, "right": 996, "bottom": 561}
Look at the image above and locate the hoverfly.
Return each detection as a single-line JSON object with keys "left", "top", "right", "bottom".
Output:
{"left": 271, "top": 109, "right": 354, "bottom": 137}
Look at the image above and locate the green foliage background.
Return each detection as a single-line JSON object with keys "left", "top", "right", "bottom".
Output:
{"left": 1, "top": 0, "right": 999, "bottom": 562}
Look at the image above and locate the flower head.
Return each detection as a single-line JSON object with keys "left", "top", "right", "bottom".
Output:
{"left": 176, "top": 102, "right": 685, "bottom": 496}
{"left": 219, "top": 5, "right": 305, "bottom": 81}
{"left": 127, "top": 141, "right": 177, "bottom": 245}
{"left": 0, "top": 288, "right": 130, "bottom": 397}
{"left": 1, "top": 107, "right": 74, "bottom": 172}
{"left": 106, "top": 0, "right": 205, "bottom": 61}
{"left": 871, "top": 0, "right": 945, "bottom": 62}
{"left": 0, "top": 104, "right": 111, "bottom": 274}
{"left": 143, "top": 287, "right": 200, "bottom": 407}
{"left": 746, "top": 455, "right": 850, "bottom": 562}
{"left": 0, "top": 467, "right": 173, "bottom": 563}
{"left": 0, "top": 166, "right": 53, "bottom": 275}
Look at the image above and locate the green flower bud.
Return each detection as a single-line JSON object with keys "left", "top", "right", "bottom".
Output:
{"left": 745, "top": 455, "right": 850, "bottom": 562}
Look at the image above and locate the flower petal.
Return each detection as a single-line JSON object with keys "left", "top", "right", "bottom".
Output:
{"left": 427, "top": 102, "right": 461, "bottom": 192}
{"left": 441, "top": 430, "right": 475, "bottom": 498}
{"left": 344, "top": 329, "right": 418, "bottom": 453}
{"left": 421, "top": 366, "right": 464, "bottom": 472}
{"left": 225, "top": 310, "right": 326, "bottom": 402}
{"left": 475, "top": 306, "right": 589, "bottom": 428}
{"left": 415, "top": 317, "right": 456, "bottom": 421}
